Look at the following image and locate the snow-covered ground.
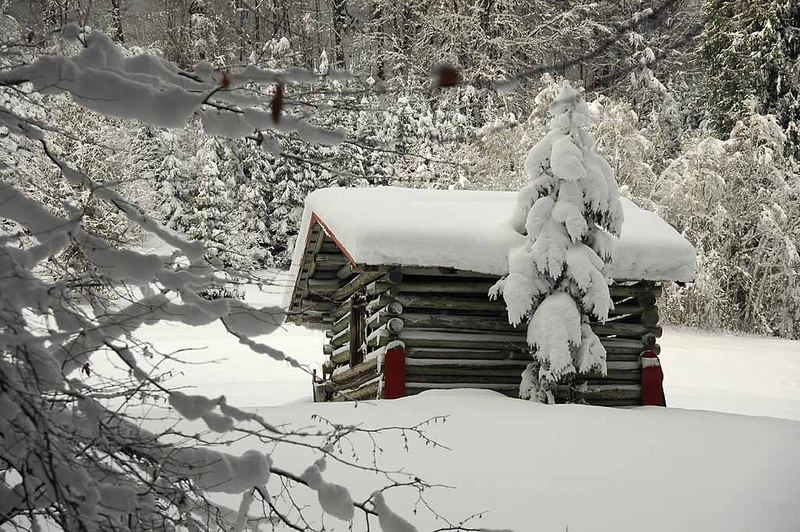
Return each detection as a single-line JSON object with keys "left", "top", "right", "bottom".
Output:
{"left": 91, "top": 272, "right": 800, "bottom": 531}
{"left": 248, "top": 389, "right": 800, "bottom": 532}
{"left": 662, "top": 327, "right": 800, "bottom": 421}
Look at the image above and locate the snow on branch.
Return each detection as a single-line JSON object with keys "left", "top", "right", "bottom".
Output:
{"left": 0, "top": 24, "right": 505, "bottom": 532}
{"left": 494, "top": 82, "right": 623, "bottom": 402}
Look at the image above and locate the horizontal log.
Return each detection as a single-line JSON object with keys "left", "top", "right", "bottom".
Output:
{"left": 331, "top": 311, "right": 350, "bottom": 334}
{"left": 591, "top": 322, "right": 662, "bottom": 338}
{"left": 406, "top": 374, "right": 522, "bottom": 385}
{"left": 331, "top": 357, "right": 379, "bottom": 386}
{"left": 395, "top": 294, "right": 507, "bottom": 313}
{"left": 331, "top": 343, "right": 350, "bottom": 364}
{"left": 606, "top": 361, "right": 641, "bottom": 371}
{"left": 406, "top": 366, "right": 525, "bottom": 378}
{"left": 365, "top": 302, "right": 405, "bottom": 329}
{"left": 331, "top": 328, "right": 349, "bottom": 348}
{"left": 400, "top": 328, "right": 526, "bottom": 342}
{"left": 556, "top": 384, "right": 641, "bottom": 401}
{"left": 314, "top": 266, "right": 345, "bottom": 276}
{"left": 395, "top": 313, "right": 520, "bottom": 333}
{"left": 323, "top": 343, "right": 332, "bottom": 356}
{"left": 610, "top": 303, "right": 652, "bottom": 315}
{"left": 315, "top": 254, "right": 348, "bottom": 266}
{"left": 320, "top": 241, "right": 341, "bottom": 254}
{"left": 332, "top": 271, "right": 388, "bottom": 300}
{"left": 577, "top": 371, "right": 641, "bottom": 382}
{"left": 332, "top": 379, "right": 380, "bottom": 401}
{"left": 336, "top": 262, "right": 359, "bottom": 280}
{"left": 399, "top": 266, "right": 497, "bottom": 279}
{"left": 332, "top": 299, "right": 352, "bottom": 320}
{"left": 406, "top": 358, "right": 529, "bottom": 368}
{"left": 609, "top": 283, "right": 663, "bottom": 298}
{"left": 394, "top": 330, "right": 526, "bottom": 351}
{"left": 307, "top": 278, "right": 340, "bottom": 293}
{"left": 604, "top": 343, "right": 661, "bottom": 357}
{"left": 369, "top": 280, "right": 496, "bottom": 296}
{"left": 404, "top": 347, "right": 530, "bottom": 361}
{"left": 406, "top": 374, "right": 521, "bottom": 385}
{"left": 602, "top": 337, "right": 647, "bottom": 350}
{"left": 614, "top": 307, "right": 660, "bottom": 326}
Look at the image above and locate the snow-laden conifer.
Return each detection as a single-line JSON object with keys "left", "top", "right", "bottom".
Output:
{"left": 491, "top": 82, "right": 623, "bottom": 402}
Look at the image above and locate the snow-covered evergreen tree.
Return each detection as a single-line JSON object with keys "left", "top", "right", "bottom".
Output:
{"left": 656, "top": 103, "right": 800, "bottom": 338}
{"left": 490, "top": 83, "right": 624, "bottom": 403}
{"left": 701, "top": 0, "right": 800, "bottom": 155}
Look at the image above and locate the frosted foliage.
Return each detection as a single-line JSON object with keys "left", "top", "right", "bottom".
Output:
{"left": 528, "top": 293, "right": 581, "bottom": 382}
{"left": 0, "top": 24, "right": 436, "bottom": 532}
{"left": 1, "top": 31, "right": 203, "bottom": 128}
{"left": 656, "top": 109, "right": 800, "bottom": 338}
{"left": 551, "top": 135, "right": 586, "bottom": 181}
{"left": 493, "top": 82, "right": 621, "bottom": 399}
{"left": 301, "top": 459, "right": 356, "bottom": 521}
{"left": 492, "top": 244, "right": 551, "bottom": 325}
{"left": 519, "top": 362, "right": 538, "bottom": 400}
{"left": 172, "top": 449, "right": 271, "bottom": 494}
{"left": 523, "top": 130, "right": 559, "bottom": 179}
{"left": 371, "top": 492, "right": 419, "bottom": 532}
{"left": 574, "top": 323, "right": 607, "bottom": 374}
{"left": 531, "top": 218, "right": 573, "bottom": 278}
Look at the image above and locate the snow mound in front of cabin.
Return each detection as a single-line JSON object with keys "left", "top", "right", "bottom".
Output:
{"left": 291, "top": 187, "right": 696, "bottom": 284}
{"left": 249, "top": 388, "right": 800, "bottom": 532}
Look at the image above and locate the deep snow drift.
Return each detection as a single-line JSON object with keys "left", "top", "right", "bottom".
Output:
{"left": 214, "top": 389, "right": 800, "bottom": 532}
{"left": 85, "top": 273, "right": 800, "bottom": 530}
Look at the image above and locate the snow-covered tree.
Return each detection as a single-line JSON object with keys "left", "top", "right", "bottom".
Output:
{"left": 656, "top": 104, "right": 800, "bottom": 338}
{"left": 701, "top": 0, "right": 800, "bottom": 154}
{"left": 490, "top": 83, "right": 624, "bottom": 403}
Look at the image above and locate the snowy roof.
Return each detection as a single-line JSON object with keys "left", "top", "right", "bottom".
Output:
{"left": 291, "top": 186, "right": 696, "bottom": 283}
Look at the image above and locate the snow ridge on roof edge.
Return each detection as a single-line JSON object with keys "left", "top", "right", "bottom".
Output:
{"left": 285, "top": 187, "right": 696, "bottom": 308}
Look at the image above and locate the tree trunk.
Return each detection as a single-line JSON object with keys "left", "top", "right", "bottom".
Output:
{"left": 330, "top": 0, "right": 347, "bottom": 67}
{"left": 110, "top": 0, "right": 124, "bottom": 42}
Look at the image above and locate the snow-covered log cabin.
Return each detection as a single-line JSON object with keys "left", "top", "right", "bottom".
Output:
{"left": 287, "top": 187, "right": 696, "bottom": 406}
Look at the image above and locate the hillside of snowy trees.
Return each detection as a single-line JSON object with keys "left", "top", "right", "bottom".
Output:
{"left": 3, "top": 0, "right": 799, "bottom": 338}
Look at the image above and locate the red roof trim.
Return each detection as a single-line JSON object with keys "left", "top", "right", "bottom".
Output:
{"left": 309, "top": 212, "right": 358, "bottom": 267}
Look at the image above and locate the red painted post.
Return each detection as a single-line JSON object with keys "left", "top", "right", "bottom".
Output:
{"left": 382, "top": 347, "right": 406, "bottom": 399}
{"left": 640, "top": 350, "right": 666, "bottom": 407}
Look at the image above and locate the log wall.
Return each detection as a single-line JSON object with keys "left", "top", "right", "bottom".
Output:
{"left": 315, "top": 266, "right": 662, "bottom": 406}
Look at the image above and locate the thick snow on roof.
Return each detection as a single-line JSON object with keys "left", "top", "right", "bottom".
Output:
{"left": 293, "top": 187, "right": 696, "bottom": 282}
